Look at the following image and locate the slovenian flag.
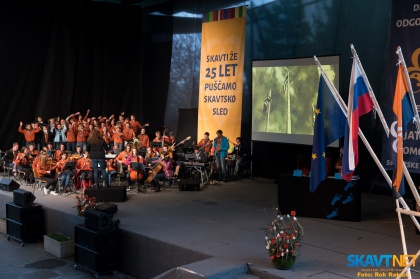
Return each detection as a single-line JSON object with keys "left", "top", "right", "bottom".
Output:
{"left": 310, "top": 75, "right": 346, "bottom": 192}
{"left": 342, "top": 60, "right": 374, "bottom": 181}
{"left": 392, "top": 65, "right": 415, "bottom": 194}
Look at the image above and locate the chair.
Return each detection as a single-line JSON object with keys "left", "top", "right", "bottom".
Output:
{"left": 32, "top": 167, "right": 45, "bottom": 195}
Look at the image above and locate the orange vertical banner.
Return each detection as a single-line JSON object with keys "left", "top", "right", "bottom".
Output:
{"left": 198, "top": 6, "right": 246, "bottom": 143}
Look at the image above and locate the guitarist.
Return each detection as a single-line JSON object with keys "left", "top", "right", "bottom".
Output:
{"left": 197, "top": 132, "right": 213, "bottom": 159}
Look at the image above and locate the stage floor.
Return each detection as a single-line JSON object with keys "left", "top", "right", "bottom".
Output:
{"left": 0, "top": 176, "right": 420, "bottom": 278}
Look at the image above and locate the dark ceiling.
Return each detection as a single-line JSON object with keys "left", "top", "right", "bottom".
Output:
{"left": 89, "top": 0, "right": 248, "bottom": 15}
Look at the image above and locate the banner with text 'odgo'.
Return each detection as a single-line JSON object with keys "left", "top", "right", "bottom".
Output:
{"left": 382, "top": 0, "right": 420, "bottom": 174}
{"left": 198, "top": 6, "right": 246, "bottom": 143}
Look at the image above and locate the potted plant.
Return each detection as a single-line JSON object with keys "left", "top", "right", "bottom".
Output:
{"left": 265, "top": 209, "right": 304, "bottom": 270}
{"left": 44, "top": 233, "right": 74, "bottom": 258}
{"left": 74, "top": 195, "right": 96, "bottom": 216}
{"left": 0, "top": 217, "right": 6, "bottom": 234}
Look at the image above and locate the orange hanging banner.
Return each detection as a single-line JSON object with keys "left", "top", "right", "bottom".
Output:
{"left": 198, "top": 6, "right": 246, "bottom": 142}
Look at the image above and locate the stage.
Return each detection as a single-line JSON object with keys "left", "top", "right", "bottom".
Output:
{"left": 0, "top": 177, "right": 420, "bottom": 279}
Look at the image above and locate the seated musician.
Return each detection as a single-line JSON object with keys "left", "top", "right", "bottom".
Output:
{"left": 28, "top": 143, "right": 38, "bottom": 156}
{"left": 152, "top": 131, "right": 164, "bottom": 153}
{"left": 152, "top": 151, "right": 174, "bottom": 192}
{"left": 76, "top": 150, "right": 93, "bottom": 192}
{"left": 37, "top": 152, "right": 59, "bottom": 195}
{"left": 115, "top": 144, "right": 132, "bottom": 177}
{"left": 145, "top": 147, "right": 158, "bottom": 160}
{"left": 111, "top": 143, "right": 121, "bottom": 155}
{"left": 193, "top": 145, "right": 208, "bottom": 163}
{"left": 125, "top": 147, "right": 145, "bottom": 189}
{"left": 197, "top": 132, "right": 213, "bottom": 158}
{"left": 55, "top": 143, "right": 66, "bottom": 161}
{"left": 4, "top": 142, "right": 19, "bottom": 172}
{"left": 56, "top": 152, "right": 75, "bottom": 192}
{"left": 106, "top": 158, "right": 118, "bottom": 184}
{"left": 14, "top": 146, "right": 34, "bottom": 182}
{"left": 165, "top": 132, "right": 176, "bottom": 146}
{"left": 46, "top": 142, "right": 55, "bottom": 158}
{"left": 73, "top": 145, "right": 84, "bottom": 158}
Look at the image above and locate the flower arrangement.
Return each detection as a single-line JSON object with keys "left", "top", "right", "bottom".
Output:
{"left": 74, "top": 195, "right": 96, "bottom": 216}
{"left": 265, "top": 209, "right": 304, "bottom": 269}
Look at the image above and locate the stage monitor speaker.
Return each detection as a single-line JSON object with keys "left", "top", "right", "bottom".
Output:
{"left": 84, "top": 209, "right": 111, "bottom": 231}
{"left": 96, "top": 203, "right": 118, "bottom": 216}
{"left": 0, "top": 178, "right": 20, "bottom": 192}
{"left": 13, "top": 189, "right": 36, "bottom": 206}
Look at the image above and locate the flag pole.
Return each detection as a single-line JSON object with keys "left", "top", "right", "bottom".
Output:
{"left": 314, "top": 55, "right": 420, "bottom": 227}
{"left": 352, "top": 45, "right": 420, "bottom": 207}
{"left": 396, "top": 46, "right": 420, "bottom": 131}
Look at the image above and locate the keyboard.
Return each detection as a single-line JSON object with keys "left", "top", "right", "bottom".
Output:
{"left": 182, "top": 161, "right": 206, "bottom": 167}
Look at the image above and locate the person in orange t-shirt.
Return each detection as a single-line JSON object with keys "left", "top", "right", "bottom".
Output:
{"left": 137, "top": 128, "right": 150, "bottom": 148}
{"left": 18, "top": 121, "right": 40, "bottom": 147}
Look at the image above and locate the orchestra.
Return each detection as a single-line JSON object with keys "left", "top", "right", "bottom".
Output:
{"left": 4, "top": 110, "right": 250, "bottom": 198}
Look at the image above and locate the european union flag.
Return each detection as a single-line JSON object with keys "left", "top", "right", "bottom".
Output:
{"left": 310, "top": 76, "right": 346, "bottom": 192}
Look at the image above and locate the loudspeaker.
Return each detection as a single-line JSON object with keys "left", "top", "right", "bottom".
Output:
{"left": 84, "top": 186, "right": 127, "bottom": 202}
{"left": 179, "top": 179, "right": 201, "bottom": 191}
{"left": 96, "top": 203, "right": 118, "bottom": 216}
{"left": 0, "top": 178, "right": 20, "bottom": 192}
{"left": 74, "top": 224, "right": 119, "bottom": 273}
{"left": 6, "top": 202, "right": 44, "bottom": 243}
{"left": 84, "top": 209, "right": 111, "bottom": 231}
{"left": 13, "top": 189, "right": 36, "bottom": 206}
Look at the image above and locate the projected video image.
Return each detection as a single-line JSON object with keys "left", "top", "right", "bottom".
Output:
{"left": 252, "top": 56, "right": 339, "bottom": 145}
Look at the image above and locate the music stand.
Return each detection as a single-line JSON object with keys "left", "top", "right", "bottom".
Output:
{"left": 129, "top": 162, "right": 146, "bottom": 193}
{"left": 63, "top": 161, "right": 76, "bottom": 171}
{"left": 130, "top": 162, "right": 145, "bottom": 172}
{"left": 146, "top": 157, "right": 159, "bottom": 165}
{"left": 151, "top": 142, "right": 163, "bottom": 148}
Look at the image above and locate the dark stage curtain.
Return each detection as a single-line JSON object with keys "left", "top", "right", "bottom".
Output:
{"left": 0, "top": 1, "right": 172, "bottom": 150}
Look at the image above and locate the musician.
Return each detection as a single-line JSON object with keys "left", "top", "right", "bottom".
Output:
{"left": 152, "top": 131, "right": 164, "bottom": 153}
{"left": 115, "top": 144, "right": 132, "bottom": 178}
{"left": 74, "top": 145, "right": 84, "bottom": 158}
{"left": 28, "top": 143, "right": 38, "bottom": 157}
{"left": 165, "top": 132, "right": 176, "bottom": 146}
{"left": 213, "top": 130, "right": 230, "bottom": 182}
{"left": 197, "top": 132, "right": 212, "bottom": 157}
{"left": 152, "top": 151, "right": 174, "bottom": 192}
{"left": 14, "top": 147, "right": 33, "bottom": 181}
{"left": 193, "top": 145, "right": 207, "bottom": 163}
{"left": 137, "top": 128, "right": 150, "bottom": 148}
{"left": 56, "top": 152, "right": 75, "bottom": 192}
{"left": 37, "top": 152, "right": 59, "bottom": 195}
{"left": 18, "top": 121, "right": 40, "bottom": 148}
{"left": 46, "top": 142, "right": 55, "bottom": 157}
{"left": 145, "top": 147, "right": 158, "bottom": 160}
{"left": 4, "top": 142, "right": 19, "bottom": 172}
{"left": 101, "top": 126, "right": 112, "bottom": 150}
{"left": 233, "top": 137, "right": 246, "bottom": 177}
{"left": 76, "top": 151, "right": 93, "bottom": 192}
{"left": 55, "top": 143, "right": 66, "bottom": 161}
{"left": 87, "top": 129, "right": 110, "bottom": 189}
{"left": 125, "top": 147, "right": 145, "bottom": 189}
{"left": 106, "top": 158, "right": 118, "bottom": 185}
